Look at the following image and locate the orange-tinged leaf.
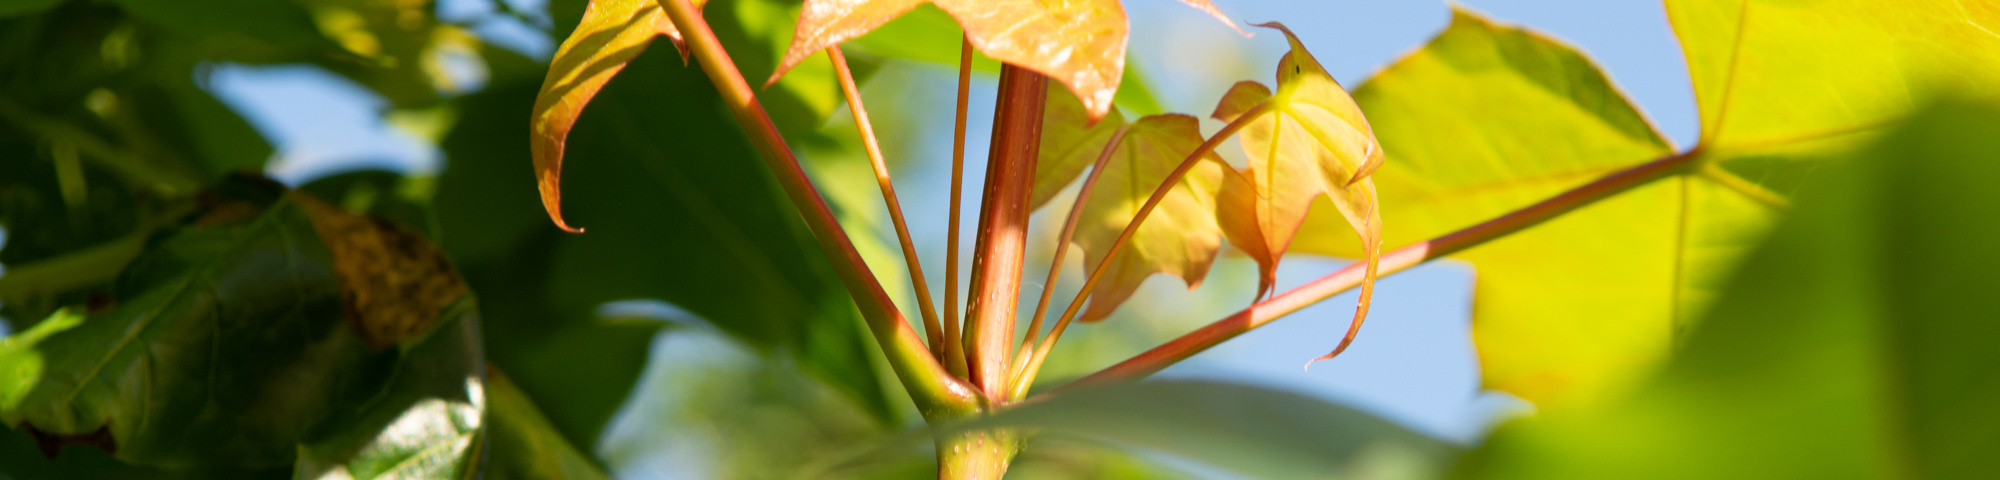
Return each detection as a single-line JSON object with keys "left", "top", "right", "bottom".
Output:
{"left": 1215, "top": 23, "right": 1385, "bottom": 363}
{"left": 530, "top": 0, "right": 708, "bottom": 233}
{"left": 773, "top": 0, "right": 1242, "bottom": 121}
{"left": 1072, "top": 114, "right": 1227, "bottom": 323}
{"left": 1034, "top": 82, "right": 1127, "bottom": 210}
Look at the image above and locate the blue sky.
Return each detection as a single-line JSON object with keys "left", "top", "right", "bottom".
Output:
{"left": 150, "top": 0, "right": 1695, "bottom": 470}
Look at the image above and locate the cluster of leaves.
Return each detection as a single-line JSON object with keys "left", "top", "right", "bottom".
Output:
{"left": 3, "top": 0, "right": 2000, "bottom": 478}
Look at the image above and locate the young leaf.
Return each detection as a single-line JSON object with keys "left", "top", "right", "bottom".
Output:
{"left": 770, "top": 0, "right": 1240, "bottom": 120}
{"left": 1033, "top": 83, "right": 1127, "bottom": 210}
{"left": 1071, "top": 114, "right": 1226, "bottom": 323}
{"left": 530, "top": 0, "right": 710, "bottom": 232}
{"left": 1213, "top": 23, "right": 1386, "bottom": 362}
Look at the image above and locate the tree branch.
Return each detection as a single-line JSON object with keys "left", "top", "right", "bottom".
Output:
{"left": 657, "top": 0, "right": 979, "bottom": 416}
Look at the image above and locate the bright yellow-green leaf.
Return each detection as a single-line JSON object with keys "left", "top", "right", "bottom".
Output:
{"left": 1295, "top": 4, "right": 2000, "bottom": 407}
{"left": 1071, "top": 114, "right": 1226, "bottom": 323}
{"left": 1033, "top": 83, "right": 1127, "bottom": 210}
{"left": 530, "top": 0, "right": 707, "bottom": 233}
{"left": 1292, "top": 9, "right": 1686, "bottom": 406}
{"left": 770, "top": 0, "right": 1238, "bottom": 120}
{"left": 1213, "top": 23, "right": 1385, "bottom": 363}
{"left": 1672, "top": 0, "right": 2000, "bottom": 149}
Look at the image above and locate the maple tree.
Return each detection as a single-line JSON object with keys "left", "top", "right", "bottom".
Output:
{"left": 1, "top": 0, "right": 1998, "bottom": 478}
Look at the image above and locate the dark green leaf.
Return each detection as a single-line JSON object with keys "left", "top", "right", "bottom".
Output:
{"left": 0, "top": 190, "right": 480, "bottom": 471}
{"left": 481, "top": 368, "right": 611, "bottom": 480}
{"left": 0, "top": 0, "right": 63, "bottom": 18}
{"left": 436, "top": 43, "right": 895, "bottom": 450}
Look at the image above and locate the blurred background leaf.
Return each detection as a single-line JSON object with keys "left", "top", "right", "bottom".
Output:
{"left": 1453, "top": 100, "right": 2000, "bottom": 480}
{"left": 961, "top": 380, "right": 1461, "bottom": 480}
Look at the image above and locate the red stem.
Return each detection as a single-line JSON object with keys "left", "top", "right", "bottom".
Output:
{"left": 962, "top": 65, "right": 1047, "bottom": 400}
{"left": 942, "top": 37, "right": 975, "bottom": 378}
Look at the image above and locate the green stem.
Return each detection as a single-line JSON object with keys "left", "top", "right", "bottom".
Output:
{"left": 1059, "top": 148, "right": 1704, "bottom": 390}
{"left": 657, "top": 0, "right": 978, "bottom": 417}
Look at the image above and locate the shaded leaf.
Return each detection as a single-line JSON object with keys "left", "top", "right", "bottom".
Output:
{"left": 1455, "top": 100, "right": 2000, "bottom": 480}
{"left": 1071, "top": 114, "right": 1225, "bottom": 323}
{"left": 482, "top": 368, "right": 611, "bottom": 480}
{"left": 0, "top": 188, "right": 480, "bottom": 469}
{"left": 961, "top": 380, "right": 1461, "bottom": 479}
{"left": 295, "top": 302, "right": 485, "bottom": 480}
{"left": 1214, "top": 23, "right": 1384, "bottom": 362}
{"left": 441, "top": 44, "right": 896, "bottom": 443}
{"left": 771, "top": 0, "right": 1238, "bottom": 120}
{"left": 530, "top": 0, "right": 708, "bottom": 232}
{"left": 0, "top": 0, "right": 65, "bottom": 18}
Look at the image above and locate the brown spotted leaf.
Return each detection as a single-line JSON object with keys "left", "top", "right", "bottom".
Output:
{"left": 530, "top": 0, "right": 709, "bottom": 232}
{"left": 1215, "top": 23, "right": 1384, "bottom": 363}
{"left": 1034, "top": 82, "right": 1127, "bottom": 210}
{"left": 1072, "top": 114, "right": 1226, "bottom": 322}
{"left": 296, "top": 194, "right": 467, "bottom": 348}
{"left": 771, "top": 0, "right": 1241, "bottom": 121}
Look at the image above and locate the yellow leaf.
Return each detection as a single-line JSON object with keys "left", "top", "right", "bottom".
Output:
{"left": 771, "top": 0, "right": 1241, "bottom": 120}
{"left": 1214, "top": 23, "right": 1385, "bottom": 362}
{"left": 530, "top": 0, "right": 708, "bottom": 233}
{"left": 1071, "top": 114, "right": 1226, "bottom": 323}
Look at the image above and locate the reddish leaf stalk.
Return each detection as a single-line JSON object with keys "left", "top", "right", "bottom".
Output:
{"left": 828, "top": 46, "right": 947, "bottom": 354}
{"left": 657, "top": 0, "right": 978, "bottom": 416}
{"left": 1007, "top": 124, "right": 1129, "bottom": 397}
{"left": 1062, "top": 148, "right": 1704, "bottom": 391}
{"left": 942, "top": 36, "right": 975, "bottom": 378}
{"left": 962, "top": 64, "right": 1047, "bottom": 401}
{"left": 1014, "top": 102, "right": 1272, "bottom": 393}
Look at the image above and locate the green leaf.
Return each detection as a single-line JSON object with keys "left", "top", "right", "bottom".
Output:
{"left": 0, "top": 188, "right": 478, "bottom": 469}
{"left": 294, "top": 303, "right": 485, "bottom": 480}
{"left": 108, "top": 0, "right": 329, "bottom": 52}
{"left": 481, "top": 369, "right": 611, "bottom": 480}
{"left": 0, "top": 0, "right": 64, "bottom": 18}
{"left": 960, "top": 380, "right": 1461, "bottom": 479}
{"left": 1454, "top": 100, "right": 2000, "bottom": 480}
{"left": 1291, "top": 9, "right": 1685, "bottom": 406}
{"left": 1297, "top": 4, "right": 2000, "bottom": 407}
{"left": 439, "top": 43, "right": 896, "bottom": 445}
